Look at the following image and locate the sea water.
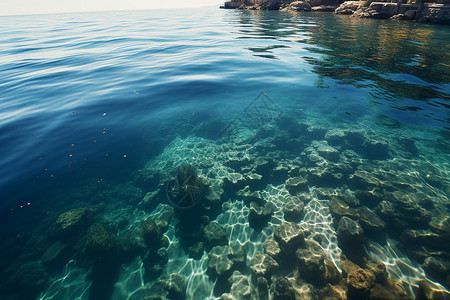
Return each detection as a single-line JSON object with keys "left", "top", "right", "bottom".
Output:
{"left": 0, "top": 6, "right": 449, "bottom": 300}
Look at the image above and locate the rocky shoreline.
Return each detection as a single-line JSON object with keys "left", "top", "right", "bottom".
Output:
{"left": 221, "top": 0, "right": 450, "bottom": 25}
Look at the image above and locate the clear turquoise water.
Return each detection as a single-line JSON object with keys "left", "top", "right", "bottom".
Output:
{"left": 0, "top": 7, "right": 449, "bottom": 300}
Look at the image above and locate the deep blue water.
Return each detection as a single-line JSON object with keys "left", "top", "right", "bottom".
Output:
{"left": 0, "top": 6, "right": 449, "bottom": 300}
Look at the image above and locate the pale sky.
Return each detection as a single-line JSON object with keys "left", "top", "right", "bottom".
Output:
{"left": 0, "top": 0, "right": 221, "bottom": 16}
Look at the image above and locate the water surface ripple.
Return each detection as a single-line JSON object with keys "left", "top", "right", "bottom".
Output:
{"left": 0, "top": 7, "right": 449, "bottom": 300}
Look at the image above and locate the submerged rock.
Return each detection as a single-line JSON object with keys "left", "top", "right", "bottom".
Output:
{"left": 319, "top": 283, "right": 347, "bottom": 300}
{"left": 272, "top": 164, "right": 290, "bottom": 180}
{"left": 229, "top": 271, "right": 251, "bottom": 300}
{"left": 370, "top": 282, "right": 402, "bottom": 300}
{"left": 337, "top": 217, "right": 365, "bottom": 260}
{"left": 85, "top": 223, "right": 116, "bottom": 258}
{"left": 116, "top": 229, "right": 146, "bottom": 260}
{"left": 249, "top": 201, "right": 274, "bottom": 229}
{"left": 296, "top": 240, "right": 325, "bottom": 282}
{"left": 375, "top": 200, "right": 396, "bottom": 219}
{"left": 313, "top": 140, "right": 340, "bottom": 162}
{"left": 416, "top": 194, "right": 435, "bottom": 210}
{"left": 204, "top": 221, "right": 228, "bottom": 249}
{"left": 422, "top": 257, "right": 450, "bottom": 284}
{"left": 143, "top": 273, "right": 186, "bottom": 300}
{"left": 322, "top": 259, "right": 342, "bottom": 284}
{"left": 215, "top": 294, "right": 235, "bottom": 300}
{"left": 398, "top": 135, "right": 419, "bottom": 156}
{"left": 349, "top": 170, "right": 380, "bottom": 190}
{"left": 256, "top": 277, "right": 269, "bottom": 300}
{"left": 153, "top": 204, "right": 174, "bottom": 233}
{"left": 143, "top": 247, "right": 168, "bottom": 277}
{"left": 263, "top": 237, "right": 281, "bottom": 259}
{"left": 400, "top": 229, "right": 444, "bottom": 250}
{"left": 369, "top": 276, "right": 411, "bottom": 299}
{"left": 329, "top": 198, "right": 359, "bottom": 220}
{"left": 188, "top": 241, "right": 204, "bottom": 259}
{"left": 141, "top": 190, "right": 160, "bottom": 211}
{"left": 390, "top": 191, "right": 421, "bottom": 214}
{"left": 208, "top": 245, "right": 246, "bottom": 295}
{"left": 307, "top": 166, "right": 344, "bottom": 186}
{"left": 142, "top": 219, "right": 162, "bottom": 249}
{"left": 285, "top": 177, "right": 309, "bottom": 194}
{"left": 429, "top": 214, "right": 450, "bottom": 239}
{"left": 174, "top": 216, "right": 206, "bottom": 243}
{"left": 231, "top": 244, "right": 247, "bottom": 271}
{"left": 355, "top": 189, "right": 384, "bottom": 208}
{"left": 346, "top": 268, "right": 375, "bottom": 298}
{"left": 250, "top": 253, "right": 279, "bottom": 278}
{"left": 254, "top": 158, "right": 277, "bottom": 180}
{"left": 357, "top": 206, "right": 386, "bottom": 235}
{"left": 133, "top": 168, "right": 161, "bottom": 190}
{"left": 306, "top": 125, "right": 327, "bottom": 141}
{"left": 246, "top": 173, "right": 264, "bottom": 190}
{"left": 324, "top": 128, "right": 346, "bottom": 145}
{"left": 166, "top": 273, "right": 186, "bottom": 300}
{"left": 274, "top": 222, "right": 305, "bottom": 255}
{"left": 416, "top": 280, "right": 450, "bottom": 300}
{"left": 283, "top": 196, "right": 304, "bottom": 222}
{"left": 389, "top": 191, "right": 432, "bottom": 226}
{"left": 337, "top": 217, "right": 364, "bottom": 245}
{"left": 292, "top": 282, "right": 319, "bottom": 300}
{"left": 331, "top": 190, "right": 360, "bottom": 207}
{"left": 56, "top": 207, "right": 93, "bottom": 234}
{"left": 362, "top": 138, "right": 389, "bottom": 159}
{"left": 271, "top": 277, "right": 295, "bottom": 300}
{"left": 208, "top": 246, "right": 234, "bottom": 277}
{"left": 236, "top": 185, "right": 264, "bottom": 204}
{"left": 206, "top": 182, "right": 224, "bottom": 203}
{"left": 325, "top": 129, "right": 365, "bottom": 150}
{"left": 247, "top": 173, "right": 263, "bottom": 181}
{"left": 365, "top": 260, "right": 387, "bottom": 282}
{"left": 340, "top": 259, "right": 361, "bottom": 278}
{"left": 225, "top": 172, "right": 246, "bottom": 187}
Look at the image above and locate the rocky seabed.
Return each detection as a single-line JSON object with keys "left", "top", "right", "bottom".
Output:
{"left": 6, "top": 113, "right": 450, "bottom": 300}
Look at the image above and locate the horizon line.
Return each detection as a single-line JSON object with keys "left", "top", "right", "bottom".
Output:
{"left": 0, "top": 3, "right": 221, "bottom": 17}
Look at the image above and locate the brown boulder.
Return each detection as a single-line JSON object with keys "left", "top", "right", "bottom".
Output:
{"left": 347, "top": 268, "right": 375, "bottom": 298}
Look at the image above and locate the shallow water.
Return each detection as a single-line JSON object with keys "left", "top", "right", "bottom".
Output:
{"left": 0, "top": 6, "right": 449, "bottom": 300}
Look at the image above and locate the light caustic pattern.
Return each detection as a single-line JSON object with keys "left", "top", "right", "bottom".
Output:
{"left": 216, "top": 199, "right": 265, "bottom": 259}
{"left": 260, "top": 184, "right": 291, "bottom": 226}
{"left": 145, "top": 136, "right": 251, "bottom": 187}
{"left": 216, "top": 184, "right": 342, "bottom": 269}
{"left": 163, "top": 226, "right": 215, "bottom": 300}
{"left": 172, "top": 256, "right": 214, "bottom": 299}
{"left": 111, "top": 258, "right": 146, "bottom": 300}
{"left": 301, "top": 188, "right": 342, "bottom": 271}
{"left": 216, "top": 184, "right": 296, "bottom": 260}
{"left": 39, "top": 260, "right": 90, "bottom": 300}
{"left": 374, "top": 157, "right": 449, "bottom": 206}
{"left": 43, "top": 187, "right": 339, "bottom": 299}
{"left": 110, "top": 226, "right": 214, "bottom": 299}
{"left": 368, "top": 239, "right": 450, "bottom": 298}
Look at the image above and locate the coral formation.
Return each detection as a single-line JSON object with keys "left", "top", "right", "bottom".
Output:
{"left": 85, "top": 223, "right": 116, "bottom": 259}
{"left": 56, "top": 207, "right": 93, "bottom": 234}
